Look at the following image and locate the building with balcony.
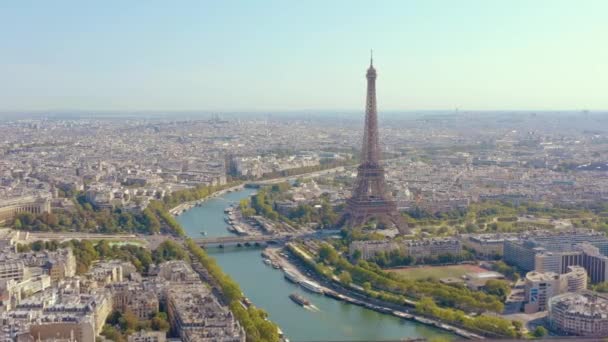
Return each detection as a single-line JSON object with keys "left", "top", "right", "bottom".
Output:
{"left": 0, "top": 260, "right": 24, "bottom": 282}
{"left": 549, "top": 291, "right": 608, "bottom": 337}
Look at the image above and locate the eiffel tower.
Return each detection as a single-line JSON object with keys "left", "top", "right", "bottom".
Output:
{"left": 340, "top": 53, "right": 406, "bottom": 232}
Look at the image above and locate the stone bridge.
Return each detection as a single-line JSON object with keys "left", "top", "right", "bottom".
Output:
{"left": 192, "top": 229, "right": 341, "bottom": 248}
{"left": 192, "top": 234, "right": 288, "bottom": 248}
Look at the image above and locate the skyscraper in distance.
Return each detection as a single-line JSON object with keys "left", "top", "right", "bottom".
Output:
{"left": 340, "top": 53, "right": 406, "bottom": 233}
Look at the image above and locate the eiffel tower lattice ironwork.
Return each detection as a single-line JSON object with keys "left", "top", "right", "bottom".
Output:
{"left": 340, "top": 53, "right": 406, "bottom": 232}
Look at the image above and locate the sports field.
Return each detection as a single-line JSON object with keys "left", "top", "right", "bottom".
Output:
{"left": 387, "top": 264, "right": 487, "bottom": 280}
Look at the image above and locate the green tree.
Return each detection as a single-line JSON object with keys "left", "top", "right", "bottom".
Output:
{"left": 351, "top": 249, "right": 362, "bottom": 262}
{"left": 593, "top": 281, "right": 608, "bottom": 293}
{"left": 338, "top": 271, "right": 352, "bottom": 285}
{"left": 485, "top": 279, "right": 511, "bottom": 301}
{"left": 143, "top": 208, "right": 161, "bottom": 234}
{"left": 415, "top": 297, "right": 438, "bottom": 316}
{"left": 318, "top": 243, "right": 338, "bottom": 265}
{"left": 96, "top": 240, "right": 112, "bottom": 258}
{"left": 118, "top": 311, "right": 139, "bottom": 331}
{"left": 492, "top": 261, "right": 518, "bottom": 279}
{"left": 31, "top": 240, "right": 44, "bottom": 251}
{"left": 362, "top": 282, "right": 372, "bottom": 291}
{"left": 153, "top": 240, "right": 189, "bottom": 263}
{"left": 150, "top": 313, "right": 170, "bottom": 331}
{"left": 532, "top": 326, "right": 547, "bottom": 338}
{"left": 101, "top": 326, "right": 125, "bottom": 342}
{"left": 512, "top": 320, "right": 523, "bottom": 337}
{"left": 465, "top": 223, "right": 479, "bottom": 233}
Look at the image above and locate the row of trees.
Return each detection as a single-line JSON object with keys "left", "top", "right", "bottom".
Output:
{"left": 290, "top": 243, "right": 519, "bottom": 337}
{"left": 13, "top": 182, "right": 242, "bottom": 236}
{"left": 258, "top": 159, "right": 350, "bottom": 180}
{"left": 491, "top": 261, "right": 520, "bottom": 280}
{"left": 21, "top": 239, "right": 189, "bottom": 274}
{"left": 13, "top": 198, "right": 184, "bottom": 236}
{"left": 415, "top": 297, "right": 518, "bottom": 338}
{"left": 146, "top": 200, "right": 185, "bottom": 236}
{"left": 591, "top": 281, "right": 608, "bottom": 293}
{"left": 13, "top": 205, "right": 161, "bottom": 235}
{"left": 162, "top": 181, "right": 241, "bottom": 209}
{"left": 313, "top": 243, "right": 504, "bottom": 313}
{"left": 185, "top": 239, "right": 279, "bottom": 342}
{"left": 286, "top": 200, "right": 338, "bottom": 227}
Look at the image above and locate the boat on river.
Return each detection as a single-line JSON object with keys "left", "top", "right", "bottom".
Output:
{"left": 289, "top": 293, "right": 311, "bottom": 306}
{"left": 284, "top": 270, "right": 301, "bottom": 284}
{"left": 300, "top": 280, "right": 323, "bottom": 294}
{"left": 263, "top": 259, "right": 272, "bottom": 266}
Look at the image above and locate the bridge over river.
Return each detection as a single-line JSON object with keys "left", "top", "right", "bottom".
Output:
{"left": 192, "top": 229, "right": 341, "bottom": 248}
{"left": 192, "top": 234, "right": 288, "bottom": 248}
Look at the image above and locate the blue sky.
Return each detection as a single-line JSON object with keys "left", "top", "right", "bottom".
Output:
{"left": 1, "top": 0, "right": 606, "bottom": 111}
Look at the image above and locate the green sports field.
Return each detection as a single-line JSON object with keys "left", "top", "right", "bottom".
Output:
{"left": 387, "top": 264, "right": 486, "bottom": 281}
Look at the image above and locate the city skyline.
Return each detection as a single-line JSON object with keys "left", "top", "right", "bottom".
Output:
{"left": 2, "top": 2, "right": 608, "bottom": 340}
{"left": 1, "top": 0, "right": 607, "bottom": 112}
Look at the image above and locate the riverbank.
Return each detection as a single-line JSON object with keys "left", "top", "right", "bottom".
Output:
{"left": 170, "top": 164, "right": 347, "bottom": 216}
{"left": 265, "top": 246, "right": 483, "bottom": 340}
{"left": 169, "top": 183, "right": 245, "bottom": 215}
{"left": 185, "top": 239, "right": 282, "bottom": 342}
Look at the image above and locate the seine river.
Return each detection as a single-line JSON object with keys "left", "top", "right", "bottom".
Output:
{"left": 177, "top": 188, "right": 453, "bottom": 341}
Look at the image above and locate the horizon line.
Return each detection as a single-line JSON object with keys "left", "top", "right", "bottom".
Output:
{"left": 0, "top": 108, "right": 606, "bottom": 115}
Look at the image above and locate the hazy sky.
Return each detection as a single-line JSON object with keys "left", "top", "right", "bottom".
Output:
{"left": 1, "top": 0, "right": 606, "bottom": 112}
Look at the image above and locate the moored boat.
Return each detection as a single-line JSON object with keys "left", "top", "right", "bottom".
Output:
{"left": 300, "top": 280, "right": 323, "bottom": 293}
{"left": 284, "top": 270, "right": 300, "bottom": 284}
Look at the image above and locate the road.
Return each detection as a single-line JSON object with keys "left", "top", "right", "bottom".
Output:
{"left": 247, "top": 166, "right": 346, "bottom": 186}
{"left": 9, "top": 229, "right": 169, "bottom": 248}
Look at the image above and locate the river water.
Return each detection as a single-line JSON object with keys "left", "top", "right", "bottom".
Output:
{"left": 177, "top": 188, "right": 453, "bottom": 341}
